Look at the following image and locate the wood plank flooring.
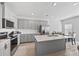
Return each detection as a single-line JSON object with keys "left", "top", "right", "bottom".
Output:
{"left": 14, "top": 42, "right": 79, "bottom": 56}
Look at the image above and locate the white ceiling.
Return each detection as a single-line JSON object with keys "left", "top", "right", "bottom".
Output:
{"left": 6, "top": 2, "right": 79, "bottom": 20}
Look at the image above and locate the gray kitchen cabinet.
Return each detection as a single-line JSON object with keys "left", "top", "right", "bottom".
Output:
{"left": 20, "top": 34, "right": 35, "bottom": 43}
{"left": 23, "top": 21, "right": 29, "bottom": 29}
{"left": 18, "top": 20, "right": 25, "bottom": 29}
{"left": 27, "top": 34, "right": 35, "bottom": 42}
{"left": 0, "top": 43, "right": 4, "bottom": 56}
{"left": 20, "top": 34, "right": 25, "bottom": 43}
{"left": 3, "top": 39, "right": 10, "bottom": 56}
{"left": 17, "top": 19, "right": 47, "bottom": 30}
{"left": 0, "top": 39, "right": 10, "bottom": 56}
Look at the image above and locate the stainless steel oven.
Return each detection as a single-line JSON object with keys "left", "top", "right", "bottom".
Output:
{"left": 10, "top": 36, "right": 18, "bottom": 55}
{"left": 9, "top": 31, "right": 18, "bottom": 55}
{"left": 0, "top": 32, "right": 7, "bottom": 39}
{"left": 11, "top": 37, "right": 17, "bottom": 51}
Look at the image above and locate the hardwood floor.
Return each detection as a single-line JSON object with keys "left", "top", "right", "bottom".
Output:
{"left": 14, "top": 42, "right": 79, "bottom": 56}
{"left": 48, "top": 42, "right": 79, "bottom": 56}
{"left": 14, "top": 42, "right": 35, "bottom": 56}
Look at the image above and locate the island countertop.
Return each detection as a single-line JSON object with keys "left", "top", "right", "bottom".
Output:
{"left": 35, "top": 35, "right": 65, "bottom": 42}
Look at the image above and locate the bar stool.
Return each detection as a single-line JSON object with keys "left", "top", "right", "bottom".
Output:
{"left": 64, "top": 35, "right": 69, "bottom": 42}
{"left": 71, "top": 33, "right": 76, "bottom": 45}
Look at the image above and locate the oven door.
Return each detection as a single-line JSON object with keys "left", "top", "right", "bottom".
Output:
{"left": 11, "top": 37, "right": 17, "bottom": 51}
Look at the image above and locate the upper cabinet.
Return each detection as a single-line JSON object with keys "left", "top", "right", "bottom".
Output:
{"left": 17, "top": 19, "right": 48, "bottom": 30}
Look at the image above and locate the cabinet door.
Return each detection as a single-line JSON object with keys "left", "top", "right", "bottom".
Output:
{"left": 23, "top": 20, "right": 29, "bottom": 29}
{"left": 0, "top": 40, "right": 10, "bottom": 56}
{"left": 20, "top": 34, "right": 35, "bottom": 43}
{"left": 20, "top": 34, "right": 26, "bottom": 43}
{"left": 0, "top": 48, "right": 3, "bottom": 56}
{"left": 0, "top": 43, "right": 4, "bottom": 56}
{"left": 3, "top": 40, "right": 10, "bottom": 56}
{"left": 27, "top": 34, "right": 34, "bottom": 42}
{"left": 18, "top": 20, "right": 25, "bottom": 29}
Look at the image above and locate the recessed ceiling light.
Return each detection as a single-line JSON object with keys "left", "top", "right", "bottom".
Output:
{"left": 73, "top": 2, "right": 79, "bottom": 6}
{"left": 32, "top": 13, "right": 34, "bottom": 15}
{"left": 49, "top": 2, "right": 57, "bottom": 7}
{"left": 53, "top": 3, "right": 56, "bottom": 6}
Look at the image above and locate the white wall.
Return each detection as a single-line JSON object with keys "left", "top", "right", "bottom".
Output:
{"left": 47, "top": 2, "right": 79, "bottom": 33}
{"left": 61, "top": 16, "right": 79, "bottom": 41}
{"left": 47, "top": 16, "right": 62, "bottom": 32}
{"left": 5, "top": 4, "right": 17, "bottom": 29}
{"left": 0, "top": 3, "right": 2, "bottom": 29}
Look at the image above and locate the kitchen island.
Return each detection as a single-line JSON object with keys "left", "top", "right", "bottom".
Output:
{"left": 35, "top": 35, "right": 66, "bottom": 56}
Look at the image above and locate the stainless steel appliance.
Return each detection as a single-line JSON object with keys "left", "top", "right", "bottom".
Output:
{"left": 9, "top": 31, "right": 18, "bottom": 55}
{"left": 0, "top": 32, "right": 7, "bottom": 39}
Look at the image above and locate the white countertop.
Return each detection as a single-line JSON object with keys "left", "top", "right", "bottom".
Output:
{"left": 35, "top": 35, "right": 65, "bottom": 42}
{"left": 16, "top": 29, "right": 39, "bottom": 34}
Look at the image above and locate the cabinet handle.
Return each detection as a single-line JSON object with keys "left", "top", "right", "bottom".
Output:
{"left": 4, "top": 44, "right": 7, "bottom": 50}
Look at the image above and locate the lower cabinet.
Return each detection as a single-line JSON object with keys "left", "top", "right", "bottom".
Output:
{"left": 0, "top": 43, "right": 4, "bottom": 56}
{"left": 0, "top": 39, "right": 10, "bottom": 56}
{"left": 20, "top": 34, "right": 35, "bottom": 43}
